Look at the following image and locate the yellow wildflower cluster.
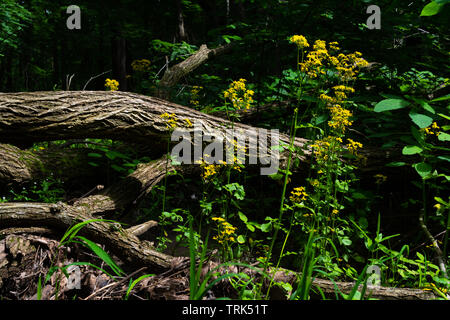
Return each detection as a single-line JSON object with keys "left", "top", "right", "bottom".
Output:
{"left": 328, "top": 41, "right": 340, "bottom": 51}
{"left": 346, "top": 138, "right": 363, "bottom": 155}
{"left": 196, "top": 154, "right": 242, "bottom": 180}
{"left": 105, "top": 78, "right": 119, "bottom": 91}
{"left": 190, "top": 85, "right": 203, "bottom": 107}
{"left": 335, "top": 52, "right": 369, "bottom": 81}
{"left": 223, "top": 79, "right": 255, "bottom": 110}
{"left": 328, "top": 104, "right": 353, "bottom": 132}
{"left": 131, "top": 59, "right": 151, "bottom": 72}
{"left": 289, "top": 186, "right": 308, "bottom": 203}
{"left": 159, "top": 113, "right": 192, "bottom": 129}
{"left": 159, "top": 112, "right": 178, "bottom": 129}
{"left": 212, "top": 217, "right": 237, "bottom": 244}
{"left": 296, "top": 37, "right": 368, "bottom": 81}
{"left": 318, "top": 85, "right": 356, "bottom": 133}
{"left": 423, "top": 122, "right": 441, "bottom": 136}
{"left": 289, "top": 35, "right": 309, "bottom": 49}
{"left": 310, "top": 136, "right": 342, "bottom": 162}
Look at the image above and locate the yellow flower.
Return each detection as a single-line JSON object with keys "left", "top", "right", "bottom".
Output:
{"left": 190, "top": 86, "right": 203, "bottom": 107}
{"left": 289, "top": 186, "right": 308, "bottom": 203}
{"left": 224, "top": 79, "right": 254, "bottom": 110}
{"left": 434, "top": 204, "right": 441, "bottom": 210}
{"left": 289, "top": 35, "right": 309, "bottom": 48}
{"left": 328, "top": 105, "right": 353, "bottom": 132}
{"left": 423, "top": 122, "right": 441, "bottom": 136}
{"left": 159, "top": 112, "right": 178, "bottom": 129}
{"left": 319, "top": 93, "right": 336, "bottom": 105}
{"left": 131, "top": 59, "right": 151, "bottom": 72}
{"left": 346, "top": 139, "right": 363, "bottom": 155}
{"left": 105, "top": 78, "right": 119, "bottom": 91}
{"left": 212, "top": 218, "right": 237, "bottom": 244}
{"left": 183, "top": 118, "right": 193, "bottom": 127}
{"left": 313, "top": 40, "right": 327, "bottom": 51}
{"left": 332, "top": 209, "right": 339, "bottom": 215}
{"left": 329, "top": 41, "right": 340, "bottom": 51}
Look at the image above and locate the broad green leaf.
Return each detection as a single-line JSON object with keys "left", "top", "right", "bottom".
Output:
{"left": 237, "top": 235, "right": 245, "bottom": 244}
{"left": 374, "top": 99, "right": 410, "bottom": 112}
{"left": 409, "top": 112, "right": 433, "bottom": 128}
{"left": 402, "top": 145, "right": 423, "bottom": 155}
{"left": 420, "top": 1, "right": 444, "bottom": 16}
{"left": 438, "top": 132, "right": 450, "bottom": 141}
{"left": 414, "top": 162, "right": 432, "bottom": 179}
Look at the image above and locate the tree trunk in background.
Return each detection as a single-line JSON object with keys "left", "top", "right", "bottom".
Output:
{"left": 176, "top": 0, "right": 188, "bottom": 42}
{"left": 112, "top": 36, "right": 127, "bottom": 91}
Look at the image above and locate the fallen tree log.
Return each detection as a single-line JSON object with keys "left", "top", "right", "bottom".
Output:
{"left": 0, "top": 202, "right": 173, "bottom": 271}
{"left": 0, "top": 90, "right": 403, "bottom": 172}
{"left": 0, "top": 207, "right": 439, "bottom": 300}
{"left": 0, "top": 143, "right": 109, "bottom": 186}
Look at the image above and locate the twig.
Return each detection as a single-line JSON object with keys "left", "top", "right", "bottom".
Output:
{"left": 419, "top": 213, "right": 448, "bottom": 278}
{"left": 66, "top": 74, "right": 75, "bottom": 90}
{"left": 83, "top": 267, "right": 147, "bottom": 300}
{"left": 82, "top": 70, "right": 112, "bottom": 90}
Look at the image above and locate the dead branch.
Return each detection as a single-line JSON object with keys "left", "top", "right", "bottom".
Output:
{"left": 157, "top": 43, "right": 232, "bottom": 98}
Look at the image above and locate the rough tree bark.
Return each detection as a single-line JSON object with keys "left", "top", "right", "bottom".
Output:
{"left": 0, "top": 90, "right": 402, "bottom": 168}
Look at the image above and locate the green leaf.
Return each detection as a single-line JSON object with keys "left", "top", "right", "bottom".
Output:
{"left": 88, "top": 152, "right": 102, "bottom": 158}
{"left": 59, "top": 219, "right": 117, "bottom": 245}
{"left": 432, "top": 94, "right": 450, "bottom": 102}
{"left": 374, "top": 99, "right": 410, "bottom": 112}
{"left": 409, "top": 112, "right": 433, "bottom": 128}
{"left": 437, "top": 155, "right": 450, "bottom": 162}
{"left": 402, "top": 145, "right": 423, "bottom": 155}
{"left": 386, "top": 161, "right": 407, "bottom": 167}
{"left": 420, "top": 1, "right": 444, "bottom": 16}
{"left": 414, "top": 162, "right": 432, "bottom": 179}
{"left": 260, "top": 222, "right": 272, "bottom": 233}
{"left": 246, "top": 224, "right": 255, "bottom": 232}
{"left": 437, "top": 113, "right": 450, "bottom": 121}
{"left": 237, "top": 235, "right": 245, "bottom": 244}
{"left": 75, "top": 235, "right": 125, "bottom": 276}
{"left": 125, "top": 274, "right": 155, "bottom": 300}
{"left": 341, "top": 237, "right": 352, "bottom": 246}
{"left": 238, "top": 211, "right": 248, "bottom": 223}
{"left": 438, "top": 132, "right": 450, "bottom": 141}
